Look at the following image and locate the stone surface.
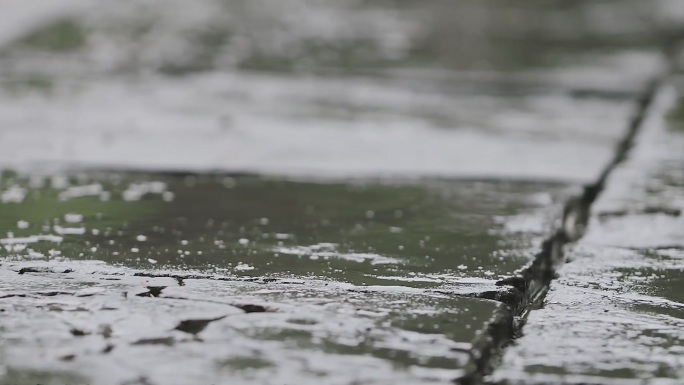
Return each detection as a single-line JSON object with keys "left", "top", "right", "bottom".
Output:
{"left": 0, "top": 173, "right": 569, "bottom": 384}
{"left": 0, "top": 1, "right": 682, "bottom": 384}
{"left": 0, "top": 262, "right": 502, "bottom": 385}
{"left": 492, "top": 76, "right": 684, "bottom": 384}
{"left": 0, "top": 173, "right": 578, "bottom": 281}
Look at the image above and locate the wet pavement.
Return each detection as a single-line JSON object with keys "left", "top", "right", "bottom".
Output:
{"left": 492, "top": 67, "right": 684, "bottom": 384}
{"left": 0, "top": 1, "right": 683, "bottom": 385}
{"left": 0, "top": 173, "right": 572, "bottom": 384}
{"left": 0, "top": 174, "right": 576, "bottom": 282}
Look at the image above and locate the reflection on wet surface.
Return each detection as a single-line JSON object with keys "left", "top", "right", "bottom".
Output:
{"left": 0, "top": 171, "right": 571, "bottom": 383}
{"left": 0, "top": 263, "right": 503, "bottom": 384}
{"left": 0, "top": 0, "right": 683, "bottom": 383}
{"left": 0, "top": 172, "right": 572, "bottom": 283}
{"left": 495, "top": 246, "right": 684, "bottom": 381}
{"left": 0, "top": 256, "right": 501, "bottom": 384}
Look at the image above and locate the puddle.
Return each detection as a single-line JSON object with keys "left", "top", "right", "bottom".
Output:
{"left": 0, "top": 172, "right": 573, "bottom": 283}
{"left": 0, "top": 1, "right": 682, "bottom": 383}
{"left": 0, "top": 170, "right": 571, "bottom": 384}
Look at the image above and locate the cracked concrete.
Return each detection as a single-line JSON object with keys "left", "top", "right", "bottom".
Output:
{"left": 0, "top": 1, "right": 683, "bottom": 384}
{"left": 0, "top": 260, "right": 502, "bottom": 384}
{"left": 491, "top": 55, "right": 684, "bottom": 385}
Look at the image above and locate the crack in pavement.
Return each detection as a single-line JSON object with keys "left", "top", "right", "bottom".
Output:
{"left": 454, "top": 40, "right": 684, "bottom": 385}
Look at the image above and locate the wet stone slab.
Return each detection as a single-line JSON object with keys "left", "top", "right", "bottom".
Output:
{"left": 492, "top": 76, "right": 684, "bottom": 384}
{"left": 0, "top": 263, "right": 500, "bottom": 385}
{"left": 0, "top": 173, "right": 575, "bottom": 283}
{"left": 0, "top": 172, "right": 574, "bottom": 384}
{"left": 0, "top": 1, "right": 682, "bottom": 384}
{"left": 492, "top": 246, "right": 684, "bottom": 385}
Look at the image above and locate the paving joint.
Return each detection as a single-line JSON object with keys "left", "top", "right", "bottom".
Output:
{"left": 455, "top": 40, "right": 684, "bottom": 385}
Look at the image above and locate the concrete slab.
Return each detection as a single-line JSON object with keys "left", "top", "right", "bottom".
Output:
{"left": 492, "top": 76, "right": 684, "bottom": 384}
{"left": 0, "top": 1, "right": 681, "bottom": 384}
{"left": 0, "top": 172, "right": 573, "bottom": 384}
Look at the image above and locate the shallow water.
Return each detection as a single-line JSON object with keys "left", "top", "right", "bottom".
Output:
{"left": 0, "top": 172, "right": 573, "bottom": 281}
{"left": 0, "top": 170, "right": 575, "bottom": 384}
{"left": 0, "top": 1, "right": 682, "bottom": 384}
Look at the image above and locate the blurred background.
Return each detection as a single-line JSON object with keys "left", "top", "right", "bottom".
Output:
{"left": 0, "top": 0, "right": 682, "bottom": 181}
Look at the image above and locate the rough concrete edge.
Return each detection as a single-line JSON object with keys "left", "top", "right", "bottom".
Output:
{"left": 454, "top": 39, "right": 684, "bottom": 385}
